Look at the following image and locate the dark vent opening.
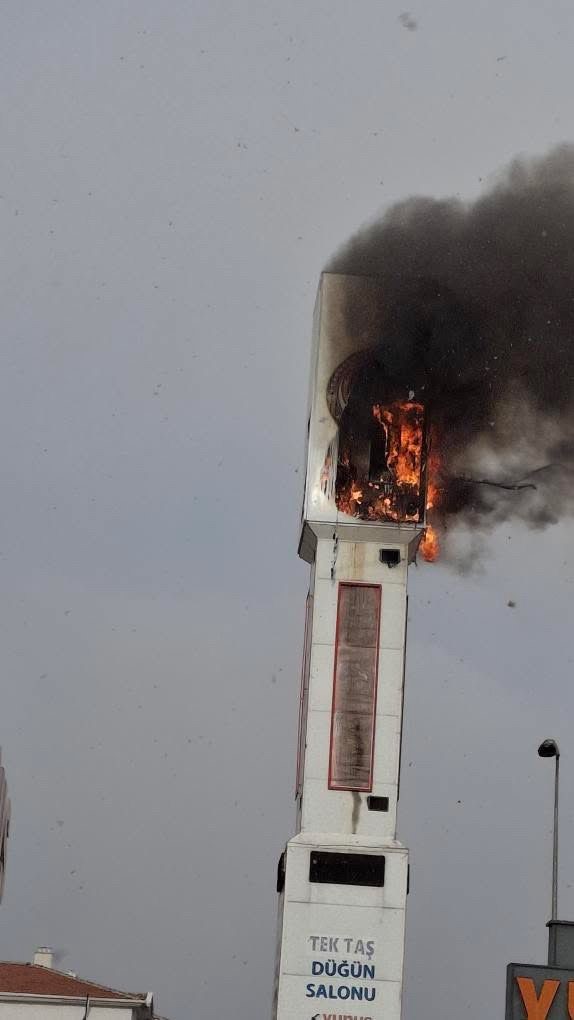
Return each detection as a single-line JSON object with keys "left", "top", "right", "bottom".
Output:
{"left": 367, "top": 795, "right": 389, "bottom": 812}
{"left": 379, "top": 549, "right": 401, "bottom": 568}
{"left": 309, "top": 851, "right": 385, "bottom": 887}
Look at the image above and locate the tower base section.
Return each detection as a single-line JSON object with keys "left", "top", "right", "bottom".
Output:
{"left": 273, "top": 833, "right": 408, "bottom": 1020}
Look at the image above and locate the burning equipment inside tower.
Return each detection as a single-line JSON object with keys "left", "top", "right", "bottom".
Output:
{"left": 300, "top": 273, "right": 439, "bottom": 564}
{"left": 324, "top": 347, "right": 429, "bottom": 526}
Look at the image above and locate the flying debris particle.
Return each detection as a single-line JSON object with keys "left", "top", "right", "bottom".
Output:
{"left": 399, "top": 12, "right": 418, "bottom": 31}
{"left": 507, "top": 600, "right": 516, "bottom": 608}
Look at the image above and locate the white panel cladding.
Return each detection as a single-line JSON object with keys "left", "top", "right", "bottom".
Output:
{"left": 302, "top": 274, "right": 382, "bottom": 531}
{"left": 278, "top": 974, "right": 402, "bottom": 1020}
{"left": 281, "top": 906, "right": 405, "bottom": 979}
{"left": 375, "top": 649, "right": 405, "bottom": 719}
{"left": 299, "top": 781, "right": 398, "bottom": 840}
{"left": 297, "top": 538, "right": 408, "bottom": 839}
{"left": 315, "top": 540, "right": 408, "bottom": 585}
{"left": 309, "top": 578, "right": 339, "bottom": 647}
{"left": 278, "top": 973, "right": 402, "bottom": 1020}
{"left": 370, "top": 715, "right": 401, "bottom": 783}
{"left": 302, "top": 708, "right": 333, "bottom": 781}
{"left": 378, "top": 586, "right": 407, "bottom": 651}
{"left": 285, "top": 838, "right": 408, "bottom": 909}
{"left": 307, "top": 643, "right": 336, "bottom": 712}
{"left": 274, "top": 837, "right": 408, "bottom": 1020}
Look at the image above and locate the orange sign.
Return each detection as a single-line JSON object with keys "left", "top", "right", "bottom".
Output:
{"left": 507, "top": 966, "right": 574, "bottom": 1019}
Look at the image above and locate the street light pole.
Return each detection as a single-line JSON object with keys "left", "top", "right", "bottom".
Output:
{"left": 552, "top": 750, "right": 559, "bottom": 923}
{"left": 538, "top": 738, "right": 560, "bottom": 965}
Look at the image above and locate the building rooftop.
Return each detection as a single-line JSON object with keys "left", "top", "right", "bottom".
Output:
{"left": 0, "top": 960, "right": 145, "bottom": 1001}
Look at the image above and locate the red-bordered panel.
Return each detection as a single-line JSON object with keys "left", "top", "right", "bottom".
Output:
{"left": 328, "top": 582, "right": 381, "bottom": 792}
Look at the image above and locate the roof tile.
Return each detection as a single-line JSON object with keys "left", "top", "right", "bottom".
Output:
{"left": 0, "top": 962, "right": 144, "bottom": 1000}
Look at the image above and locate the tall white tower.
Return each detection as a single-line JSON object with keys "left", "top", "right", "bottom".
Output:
{"left": 272, "top": 274, "right": 428, "bottom": 1020}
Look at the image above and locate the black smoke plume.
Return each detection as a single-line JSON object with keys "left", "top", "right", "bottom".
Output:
{"left": 327, "top": 145, "right": 574, "bottom": 558}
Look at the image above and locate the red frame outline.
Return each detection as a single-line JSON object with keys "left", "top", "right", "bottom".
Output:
{"left": 328, "top": 581, "right": 382, "bottom": 792}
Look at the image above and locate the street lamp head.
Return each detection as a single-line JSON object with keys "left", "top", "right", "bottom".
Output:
{"left": 538, "top": 739, "right": 560, "bottom": 759}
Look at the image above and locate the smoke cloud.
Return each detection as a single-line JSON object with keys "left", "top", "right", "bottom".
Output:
{"left": 327, "top": 145, "right": 574, "bottom": 558}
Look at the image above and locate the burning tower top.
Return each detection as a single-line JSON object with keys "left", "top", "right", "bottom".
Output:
{"left": 300, "top": 272, "right": 429, "bottom": 563}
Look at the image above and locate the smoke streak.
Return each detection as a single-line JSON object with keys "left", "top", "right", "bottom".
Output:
{"left": 327, "top": 145, "right": 574, "bottom": 558}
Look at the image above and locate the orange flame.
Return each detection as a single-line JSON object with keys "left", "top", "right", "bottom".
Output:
{"left": 420, "top": 524, "right": 440, "bottom": 562}
{"left": 334, "top": 400, "right": 445, "bottom": 562}
{"left": 420, "top": 444, "right": 441, "bottom": 562}
{"left": 335, "top": 401, "right": 426, "bottom": 523}
{"left": 373, "top": 402, "right": 424, "bottom": 489}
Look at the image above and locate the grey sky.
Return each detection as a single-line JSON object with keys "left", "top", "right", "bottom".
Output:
{"left": 1, "top": 2, "right": 574, "bottom": 1018}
